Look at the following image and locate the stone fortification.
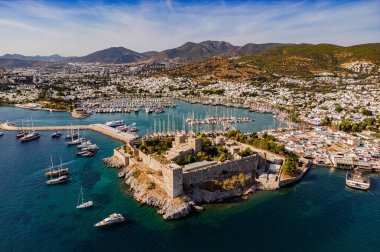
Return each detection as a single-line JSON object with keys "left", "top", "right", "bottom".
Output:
{"left": 182, "top": 155, "right": 261, "bottom": 186}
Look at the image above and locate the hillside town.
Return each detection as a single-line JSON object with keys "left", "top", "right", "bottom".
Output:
{"left": 0, "top": 60, "right": 380, "bottom": 171}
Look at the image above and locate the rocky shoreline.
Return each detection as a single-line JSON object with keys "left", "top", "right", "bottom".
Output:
{"left": 103, "top": 157, "right": 124, "bottom": 169}
{"left": 122, "top": 166, "right": 271, "bottom": 219}
{"left": 124, "top": 169, "right": 195, "bottom": 220}
{"left": 104, "top": 154, "right": 281, "bottom": 220}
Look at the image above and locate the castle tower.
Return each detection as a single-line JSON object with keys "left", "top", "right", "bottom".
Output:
{"left": 189, "top": 137, "right": 202, "bottom": 154}
{"left": 163, "top": 164, "right": 183, "bottom": 198}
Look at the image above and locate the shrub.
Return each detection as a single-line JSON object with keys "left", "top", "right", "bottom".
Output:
{"left": 238, "top": 148, "right": 253, "bottom": 157}
{"left": 282, "top": 156, "right": 298, "bottom": 175}
{"left": 146, "top": 182, "right": 156, "bottom": 190}
{"left": 132, "top": 170, "right": 141, "bottom": 179}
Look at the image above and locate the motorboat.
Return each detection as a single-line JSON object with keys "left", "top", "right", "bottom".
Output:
{"left": 66, "top": 137, "right": 85, "bottom": 146}
{"left": 105, "top": 120, "right": 125, "bottom": 127}
{"left": 346, "top": 170, "right": 370, "bottom": 190}
{"left": 77, "top": 150, "right": 95, "bottom": 157}
{"left": 145, "top": 107, "right": 153, "bottom": 113}
{"left": 77, "top": 140, "right": 93, "bottom": 148}
{"left": 94, "top": 213, "right": 125, "bottom": 227}
{"left": 51, "top": 131, "right": 62, "bottom": 138}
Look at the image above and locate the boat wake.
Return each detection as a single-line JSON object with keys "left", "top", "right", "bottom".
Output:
{"left": 368, "top": 190, "right": 380, "bottom": 201}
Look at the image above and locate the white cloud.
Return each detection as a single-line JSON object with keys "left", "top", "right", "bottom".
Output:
{"left": 0, "top": 0, "right": 378, "bottom": 56}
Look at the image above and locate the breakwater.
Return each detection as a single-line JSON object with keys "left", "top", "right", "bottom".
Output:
{"left": 0, "top": 123, "right": 137, "bottom": 143}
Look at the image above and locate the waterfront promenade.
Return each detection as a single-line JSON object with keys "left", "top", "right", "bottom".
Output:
{"left": 0, "top": 123, "right": 137, "bottom": 143}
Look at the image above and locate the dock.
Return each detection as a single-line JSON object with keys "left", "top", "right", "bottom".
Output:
{"left": 0, "top": 123, "right": 138, "bottom": 143}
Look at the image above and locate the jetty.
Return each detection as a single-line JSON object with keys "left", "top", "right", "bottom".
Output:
{"left": 0, "top": 123, "right": 138, "bottom": 143}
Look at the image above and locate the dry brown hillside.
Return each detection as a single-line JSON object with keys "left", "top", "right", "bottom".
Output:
{"left": 155, "top": 57, "right": 268, "bottom": 84}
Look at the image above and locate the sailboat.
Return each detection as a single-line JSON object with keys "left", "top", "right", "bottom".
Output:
{"left": 76, "top": 186, "right": 93, "bottom": 209}
{"left": 20, "top": 118, "right": 40, "bottom": 142}
{"left": 16, "top": 120, "right": 27, "bottom": 138}
{"left": 46, "top": 156, "right": 68, "bottom": 185}
{"left": 66, "top": 129, "right": 84, "bottom": 145}
{"left": 45, "top": 157, "right": 69, "bottom": 176}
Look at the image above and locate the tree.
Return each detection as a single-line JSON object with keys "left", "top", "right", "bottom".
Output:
{"left": 237, "top": 148, "right": 253, "bottom": 157}
{"left": 335, "top": 104, "right": 343, "bottom": 113}
{"left": 282, "top": 156, "right": 298, "bottom": 175}
{"left": 321, "top": 116, "right": 332, "bottom": 126}
{"left": 361, "top": 108, "right": 373, "bottom": 116}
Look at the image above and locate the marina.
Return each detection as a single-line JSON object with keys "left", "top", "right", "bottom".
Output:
{"left": 77, "top": 97, "right": 176, "bottom": 114}
{"left": 1, "top": 102, "right": 380, "bottom": 251}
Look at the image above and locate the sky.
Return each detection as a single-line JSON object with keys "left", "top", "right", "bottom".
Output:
{"left": 0, "top": 0, "right": 379, "bottom": 56}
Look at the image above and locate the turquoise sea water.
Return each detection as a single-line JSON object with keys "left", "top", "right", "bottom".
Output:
{"left": 0, "top": 100, "right": 284, "bottom": 134}
{"left": 0, "top": 102, "right": 379, "bottom": 251}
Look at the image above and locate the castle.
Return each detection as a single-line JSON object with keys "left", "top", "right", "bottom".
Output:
{"left": 114, "top": 133, "right": 281, "bottom": 199}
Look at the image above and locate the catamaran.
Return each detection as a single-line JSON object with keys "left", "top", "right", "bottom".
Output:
{"left": 76, "top": 186, "right": 93, "bottom": 209}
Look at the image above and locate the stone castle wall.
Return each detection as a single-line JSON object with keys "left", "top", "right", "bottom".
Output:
{"left": 162, "top": 164, "right": 183, "bottom": 198}
{"left": 128, "top": 143, "right": 183, "bottom": 198}
{"left": 137, "top": 150, "right": 164, "bottom": 172}
{"left": 182, "top": 155, "right": 263, "bottom": 186}
{"left": 113, "top": 148, "right": 129, "bottom": 166}
{"left": 127, "top": 141, "right": 273, "bottom": 199}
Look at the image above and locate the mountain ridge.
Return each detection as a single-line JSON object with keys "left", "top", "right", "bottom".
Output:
{"left": 0, "top": 41, "right": 288, "bottom": 65}
{"left": 0, "top": 42, "right": 378, "bottom": 69}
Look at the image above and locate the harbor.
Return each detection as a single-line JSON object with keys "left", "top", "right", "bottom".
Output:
{"left": 1, "top": 124, "right": 380, "bottom": 251}
{"left": 1, "top": 102, "right": 380, "bottom": 251}
{"left": 78, "top": 97, "right": 176, "bottom": 114}
{"left": 0, "top": 122, "right": 138, "bottom": 143}
{"left": 0, "top": 102, "right": 380, "bottom": 251}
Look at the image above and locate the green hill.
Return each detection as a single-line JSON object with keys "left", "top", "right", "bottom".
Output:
{"left": 237, "top": 43, "right": 380, "bottom": 76}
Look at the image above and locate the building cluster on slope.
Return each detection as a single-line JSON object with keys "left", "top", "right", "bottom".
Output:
{"left": 266, "top": 126, "right": 380, "bottom": 169}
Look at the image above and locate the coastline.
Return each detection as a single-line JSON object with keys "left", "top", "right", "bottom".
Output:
{"left": 12, "top": 104, "right": 90, "bottom": 119}
{"left": 71, "top": 109, "right": 90, "bottom": 119}
{"left": 14, "top": 103, "right": 67, "bottom": 112}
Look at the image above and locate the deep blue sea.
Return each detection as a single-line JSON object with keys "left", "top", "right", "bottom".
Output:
{"left": 0, "top": 101, "right": 379, "bottom": 251}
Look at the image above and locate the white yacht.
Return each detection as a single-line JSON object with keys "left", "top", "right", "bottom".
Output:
{"left": 105, "top": 120, "right": 124, "bottom": 127}
{"left": 94, "top": 213, "right": 125, "bottom": 227}
{"left": 346, "top": 170, "right": 370, "bottom": 190}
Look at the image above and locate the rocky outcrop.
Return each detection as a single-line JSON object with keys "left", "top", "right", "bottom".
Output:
{"left": 124, "top": 169, "right": 194, "bottom": 220}
{"left": 188, "top": 185, "right": 257, "bottom": 203}
{"left": 103, "top": 157, "right": 124, "bottom": 169}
